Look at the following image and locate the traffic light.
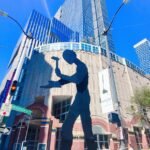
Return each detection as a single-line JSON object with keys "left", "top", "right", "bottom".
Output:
{"left": 10, "top": 80, "right": 18, "bottom": 96}
{"left": 108, "top": 112, "right": 121, "bottom": 127}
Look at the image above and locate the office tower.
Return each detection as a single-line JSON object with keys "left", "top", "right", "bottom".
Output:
{"left": 55, "top": 0, "right": 115, "bottom": 52}
{"left": 134, "top": 38, "right": 150, "bottom": 74}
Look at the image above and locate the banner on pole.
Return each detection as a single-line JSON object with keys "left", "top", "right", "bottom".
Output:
{"left": 99, "top": 69, "right": 114, "bottom": 113}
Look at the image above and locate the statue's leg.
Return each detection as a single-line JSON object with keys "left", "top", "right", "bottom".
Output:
{"left": 60, "top": 102, "right": 79, "bottom": 150}
{"left": 80, "top": 106, "right": 97, "bottom": 150}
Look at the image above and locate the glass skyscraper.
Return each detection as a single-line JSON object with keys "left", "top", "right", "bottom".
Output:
{"left": 55, "top": 0, "right": 115, "bottom": 52}
{"left": 9, "top": 10, "right": 79, "bottom": 67}
{"left": 134, "top": 38, "right": 150, "bottom": 74}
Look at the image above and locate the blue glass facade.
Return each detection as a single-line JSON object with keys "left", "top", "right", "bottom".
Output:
{"left": 82, "top": 0, "right": 94, "bottom": 38}
{"left": 51, "top": 18, "right": 79, "bottom": 42}
{"left": 134, "top": 39, "right": 150, "bottom": 74}
{"left": 26, "top": 10, "right": 79, "bottom": 43}
{"left": 55, "top": 0, "right": 115, "bottom": 52}
{"left": 92, "top": 0, "right": 114, "bottom": 52}
{"left": 9, "top": 10, "right": 79, "bottom": 66}
{"left": 55, "top": 0, "right": 94, "bottom": 41}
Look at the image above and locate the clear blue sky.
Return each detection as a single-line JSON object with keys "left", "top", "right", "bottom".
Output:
{"left": 0, "top": 0, "right": 150, "bottom": 84}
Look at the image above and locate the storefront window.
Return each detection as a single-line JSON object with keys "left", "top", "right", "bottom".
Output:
{"left": 53, "top": 97, "right": 71, "bottom": 123}
{"left": 145, "top": 129, "right": 150, "bottom": 147}
{"left": 134, "top": 127, "right": 143, "bottom": 149}
{"left": 84, "top": 134, "right": 110, "bottom": 149}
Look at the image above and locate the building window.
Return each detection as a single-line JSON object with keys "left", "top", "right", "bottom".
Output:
{"left": 96, "top": 134, "right": 110, "bottom": 149}
{"left": 13, "top": 125, "right": 40, "bottom": 150}
{"left": 63, "top": 43, "right": 70, "bottom": 49}
{"left": 38, "top": 144, "right": 47, "bottom": 150}
{"left": 81, "top": 43, "right": 85, "bottom": 50}
{"left": 73, "top": 43, "right": 79, "bottom": 50}
{"left": 87, "top": 45, "right": 91, "bottom": 52}
{"left": 84, "top": 134, "right": 110, "bottom": 149}
{"left": 123, "top": 128, "right": 128, "bottom": 145}
{"left": 101, "top": 48, "right": 107, "bottom": 57}
{"left": 27, "top": 125, "right": 40, "bottom": 141}
{"left": 145, "top": 129, "right": 150, "bottom": 147}
{"left": 93, "top": 46, "right": 99, "bottom": 54}
{"left": 110, "top": 53, "right": 117, "bottom": 61}
{"left": 53, "top": 96, "right": 72, "bottom": 123}
{"left": 134, "top": 127, "right": 143, "bottom": 149}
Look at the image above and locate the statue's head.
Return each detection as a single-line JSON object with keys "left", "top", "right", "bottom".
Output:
{"left": 63, "top": 49, "right": 77, "bottom": 64}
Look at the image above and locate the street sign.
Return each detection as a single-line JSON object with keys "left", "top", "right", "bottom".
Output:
{"left": 0, "top": 126, "right": 11, "bottom": 135}
{"left": 11, "top": 104, "right": 32, "bottom": 115}
{"left": 0, "top": 103, "right": 12, "bottom": 116}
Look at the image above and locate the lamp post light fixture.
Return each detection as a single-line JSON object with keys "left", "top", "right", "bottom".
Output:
{"left": 102, "top": 0, "right": 129, "bottom": 36}
{"left": 0, "top": 10, "right": 32, "bottom": 39}
{"left": 0, "top": 9, "right": 33, "bottom": 89}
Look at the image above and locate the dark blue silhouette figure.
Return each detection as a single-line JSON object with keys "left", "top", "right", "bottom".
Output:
{"left": 41, "top": 50, "right": 96, "bottom": 150}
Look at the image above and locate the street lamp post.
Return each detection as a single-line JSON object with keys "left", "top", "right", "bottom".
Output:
{"left": 0, "top": 10, "right": 33, "bottom": 135}
{"left": 0, "top": 10, "right": 32, "bottom": 39}
{"left": 81, "top": 0, "right": 129, "bottom": 149}
{"left": 0, "top": 9, "right": 33, "bottom": 87}
{"left": 101, "top": 0, "right": 128, "bottom": 150}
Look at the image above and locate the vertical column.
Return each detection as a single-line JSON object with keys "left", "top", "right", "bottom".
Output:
{"left": 109, "top": 138, "right": 115, "bottom": 150}
{"left": 128, "top": 133, "right": 138, "bottom": 150}
{"left": 142, "top": 129, "right": 149, "bottom": 149}
{"left": 50, "top": 128, "right": 57, "bottom": 150}
{"left": 38, "top": 124, "right": 49, "bottom": 149}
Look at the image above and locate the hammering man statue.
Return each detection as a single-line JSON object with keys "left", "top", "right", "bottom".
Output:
{"left": 41, "top": 50, "right": 96, "bottom": 150}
